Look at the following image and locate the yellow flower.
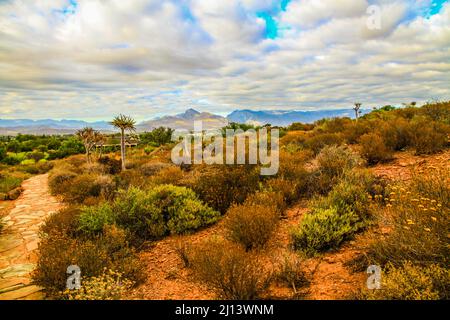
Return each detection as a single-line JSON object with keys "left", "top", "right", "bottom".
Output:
{"left": 431, "top": 217, "right": 437, "bottom": 222}
{"left": 407, "top": 219, "right": 415, "bottom": 225}
{"left": 424, "top": 228, "right": 431, "bottom": 232}
{"left": 403, "top": 226, "right": 410, "bottom": 230}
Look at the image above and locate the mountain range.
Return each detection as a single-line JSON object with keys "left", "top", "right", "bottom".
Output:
{"left": 0, "top": 108, "right": 365, "bottom": 135}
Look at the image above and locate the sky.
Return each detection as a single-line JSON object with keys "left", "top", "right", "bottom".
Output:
{"left": 0, "top": 0, "right": 449, "bottom": 121}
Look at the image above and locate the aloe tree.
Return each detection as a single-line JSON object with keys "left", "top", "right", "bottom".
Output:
{"left": 353, "top": 103, "right": 362, "bottom": 120}
{"left": 110, "top": 114, "right": 136, "bottom": 170}
{"left": 93, "top": 131, "right": 107, "bottom": 159}
{"left": 76, "top": 127, "right": 97, "bottom": 163}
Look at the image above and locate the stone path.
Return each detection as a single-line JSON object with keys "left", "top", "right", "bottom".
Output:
{"left": 0, "top": 174, "right": 62, "bottom": 300}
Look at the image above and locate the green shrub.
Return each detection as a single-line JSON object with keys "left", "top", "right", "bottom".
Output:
{"left": 0, "top": 174, "right": 23, "bottom": 194}
{"left": 114, "top": 185, "right": 220, "bottom": 242}
{"left": 78, "top": 204, "right": 116, "bottom": 236}
{"left": 359, "top": 132, "right": 393, "bottom": 165}
{"left": 312, "top": 169, "right": 377, "bottom": 221}
{"left": 360, "top": 262, "right": 449, "bottom": 300}
{"left": 188, "top": 238, "right": 272, "bottom": 299}
{"left": 291, "top": 207, "right": 361, "bottom": 256}
{"left": 225, "top": 203, "right": 279, "bottom": 250}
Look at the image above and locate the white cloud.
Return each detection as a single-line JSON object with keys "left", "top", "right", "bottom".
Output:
{"left": 0, "top": 0, "right": 449, "bottom": 120}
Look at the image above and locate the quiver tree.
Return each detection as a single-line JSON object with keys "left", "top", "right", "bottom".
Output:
{"left": 76, "top": 127, "right": 99, "bottom": 163}
{"left": 110, "top": 114, "right": 136, "bottom": 170}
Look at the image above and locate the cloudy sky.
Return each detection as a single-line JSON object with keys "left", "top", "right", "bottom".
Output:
{"left": 0, "top": 0, "right": 449, "bottom": 121}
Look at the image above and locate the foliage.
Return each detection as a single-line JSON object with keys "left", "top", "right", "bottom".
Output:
{"left": 367, "top": 181, "right": 449, "bottom": 268}
{"left": 360, "top": 262, "right": 449, "bottom": 300}
{"left": 190, "top": 165, "right": 260, "bottom": 213}
{"left": 110, "top": 185, "right": 220, "bottom": 243}
{"left": 188, "top": 238, "right": 272, "bottom": 299}
{"left": 33, "top": 225, "right": 145, "bottom": 297}
{"left": 225, "top": 203, "right": 279, "bottom": 250}
{"left": 78, "top": 203, "right": 116, "bottom": 236}
{"left": 359, "top": 132, "right": 393, "bottom": 165}
{"left": 140, "top": 127, "right": 174, "bottom": 147}
{"left": 275, "top": 253, "right": 309, "bottom": 293}
{"left": 62, "top": 269, "right": 133, "bottom": 300}
{"left": 291, "top": 207, "right": 361, "bottom": 256}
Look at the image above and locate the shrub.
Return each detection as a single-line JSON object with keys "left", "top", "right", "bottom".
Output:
{"left": 114, "top": 185, "right": 220, "bottom": 243}
{"left": 291, "top": 207, "right": 361, "bottom": 256}
{"left": 309, "top": 145, "right": 362, "bottom": 195}
{"left": 150, "top": 166, "right": 185, "bottom": 185}
{"left": 0, "top": 174, "right": 23, "bottom": 194}
{"left": 359, "top": 132, "right": 393, "bottom": 165}
{"left": 62, "top": 269, "right": 133, "bottom": 300}
{"left": 97, "top": 157, "right": 122, "bottom": 175}
{"left": 316, "top": 145, "right": 361, "bottom": 178}
{"left": 140, "top": 162, "right": 172, "bottom": 177}
{"left": 48, "top": 167, "right": 77, "bottom": 195}
{"left": 191, "top": 165, "right": 260, "bottom": 213}
{"left": 410, "top": 166, "right": 450, "bottom": 208}
{"left": 410, "top": 120, "right": 448, "bottom": 155}
{"left": 366, "top": 184, "right": 449, "bottom": 268}
{"left": 188, "top": 238, "right": 272, "bottom": 299}
{"left": 41, "top": 206, "right": 80, "bottom": 238}
{"left": 275, "top": 253, "right": 309, "bottom": 294}
{"left": 27, "top": 151, "right": 45, "bottom": 162}
{"left": 360, "top": 262, "right": 449, "bottom": 300}
{"left": 78, "top": 204, "right": 116, "bottom": 236}
{"left": 33, "top": 225, "right": 144, "bottom": 297}
{"left": 312, "top": 169, "right": 377, "bottom": 222}
{"left": 305, "top": 133, "right": 344, "bottom": 155}
{"left": 53, "top": 172, "right": 116, "bottom": 204}
{"left": 245, "top": 190, "right": 286, "bottom": 215}
{"left": 225, "top": 203, "right": 279, "bottom": 250}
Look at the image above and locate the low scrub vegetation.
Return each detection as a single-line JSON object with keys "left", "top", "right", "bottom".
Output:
{"left": 225, "top": 202, "right": 279, "bottom": 250}
{"left": 188, "top": 238, "right": 273, "bottom": 299}
{"left": 359, "top": 262, "right": 449, "bottom": 300}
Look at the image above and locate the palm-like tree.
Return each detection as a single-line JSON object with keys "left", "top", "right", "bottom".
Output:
{"left": 110, "top": 114, "right": 136, "bottom": 170}
{"left": 76, "top": 127, "right": 97, "bottom": 163}
{"left": 353, "top": 103, "right": 362, "bottom": 120}
{"left": 93, "top": 131, "right": 107, "bottom": 159}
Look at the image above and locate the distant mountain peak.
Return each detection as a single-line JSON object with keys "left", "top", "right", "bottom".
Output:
{"left": 180, "top": 108, "right": 201, "bottom": 119}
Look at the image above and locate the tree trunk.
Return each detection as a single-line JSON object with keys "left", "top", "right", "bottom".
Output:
{"left": 120, "top": 128, "right": 126, "bottom": 170}
{"left": 85, "top": 146, "right": 90, "bottom": 163}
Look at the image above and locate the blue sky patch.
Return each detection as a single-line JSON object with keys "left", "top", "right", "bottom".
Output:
{"left": 257, "top": 12, "right": 278, "bottom": 39}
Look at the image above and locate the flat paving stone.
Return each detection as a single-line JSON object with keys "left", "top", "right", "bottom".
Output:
{"left": 0, "top": 174, "right": 63, "bottom": 300}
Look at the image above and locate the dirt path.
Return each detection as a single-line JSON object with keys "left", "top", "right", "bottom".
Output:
{"left": 0, "top": 174, "right": 62, "bottom": 300}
